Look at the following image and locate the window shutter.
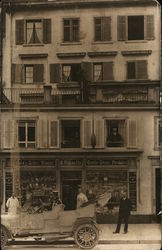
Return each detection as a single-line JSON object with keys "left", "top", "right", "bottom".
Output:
{"left": 103, "top": 62, "right": 114, "bottom": 80}
{"left": 3, "top": 120, "right": 15, "bottom": 149}
{"left": 103, "top": 17, "right": 111, "bottom": 41}
{"left": 136, "top": 61, "right": 147, "bottom": 79}
{"left": 50, "top": 120, "right": 59, "bottom": 148}
{"left": 81, "top": 62, "right": 93, "bottom": 82}
{"left": 50, "top": 64, "right": 61, "bottom": 83}
{"left": 43, "top": 19, "right": 51, "bottom": 44}
{"left": 33, "top": 64, "right": 44, "bottom": 83}
{"left": 37, "top": 119, "right": 48, "bottom": 148}
{"left": 128, "top": 120, "right": 137, "bottom": 148}
{"left": 94, "top": 120, "right": 105, "bottom": 148}
{"left": 83, "top": 120, "right": 92, "bottom": 148}
{"left": 0, "top": 120, "right": 2, "bottom": 149}
{"left": 16, "top": 20, "right": 24, "bottom": 45}
{"left": 12, "top": 64, "right": 23, "bottom": 84}
{"left": 117, "top": 16, "right": 126, "bottom": 41}
{"left": 145, "top": 15, "right": 154, "bottom": 40}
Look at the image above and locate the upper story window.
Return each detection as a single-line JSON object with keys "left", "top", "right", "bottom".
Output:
{"left": 16, "top": 19, "right": 51, "bottom": 45}
{"left": 61, "top": 120, "right": 80, "bottom": 148}
{"left": 12, "top": 64, "right": 44, "bottom": 84}
{"left": 93, "top": 62, "right": 114, "bottom": 81}
{"left": 63, "top": 18, "right": 79, "bottom": 42}
{"left": 154, "top": 117, "right": 160, "bottom": 150}
{"left": 62, "top": 64, "right": 81, "bottom": 82}
{"left": 127, "top": 60, "right": 148, "bottom": 80}
{"left": 118, "top": 15, "right": 154, "bottom": 41}
{"left": 106, "top": 120, "right": 125, "bottom": 147}
{"left": 18, "top": 121, "right": 36, "bottom": 148}
{"left": 94, "top": 17, "right": 111, "bottom": 41}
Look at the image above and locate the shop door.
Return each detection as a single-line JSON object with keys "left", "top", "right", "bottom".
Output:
{"left": 156, "top": 168, "right": 161, "bottom": 223}
{"left": 61, "top": 171, "right": 81, "bottom": 210}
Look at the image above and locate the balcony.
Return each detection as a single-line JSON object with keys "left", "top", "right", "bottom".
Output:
{"left": 0, "top": 85, "right": 159, "bottom": 106}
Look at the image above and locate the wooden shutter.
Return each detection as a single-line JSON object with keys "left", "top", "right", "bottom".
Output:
{"left": 145, "top": 15, "right": 154, "bottom": 40}
{"left": 103, "top": 17, "right": 111, "bottom": 41}
{"left": 81, "top": 62, "right": 93, "bottom": 82}
{"left": 103, "top": 62, "right": 114, "bottom": 80}
{"left": 83, "top": 120, "right": 92, "bottom": 148}
{"left": 136, "top": 61, "right": 147, "bottom": 79}
{"left": 117, "top": 16, "right": 126, "bottom": 41}
{"left": 33, "top": 64, "right": 44, "bottom": 83}
{"left": 37, "top": 119, "right": 48, "bottom": 148}
{"left": 128, "top": 120, "right": 137, "bottom": 148}
{"left": 16, "top": 20, "right": 24, "bottom": 45}
{"left": 43, "top": 19, "right": 51, "bottom": 44}
{"left": 50, "top": 120, "right": 59, "bottom": 148}
{"left": 0, "top": 120, "right": 2, "bottom": 149}
{"left": 3, "top": 120, "right": 15, "bottom": 149}
{"left": 50, "top": 64, "right": 61, "bottom": 83}
{"left": 94, "top": 120, "right": 105, "bottom": 148}
{"left": 12, "top": 64, "right": 23, "bottom": 84}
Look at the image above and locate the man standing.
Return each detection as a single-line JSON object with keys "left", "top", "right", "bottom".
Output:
{"left": 6, "top": 192, "right": 19, "bottom": 215}
{"left": 76, "top": 188, "right": 88, "bottom": 209}
{"left": 113, "top": 191, "right": 131, "bottom": 234}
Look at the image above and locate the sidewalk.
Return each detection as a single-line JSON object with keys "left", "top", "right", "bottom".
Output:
{"left": 98, "top": 224, "right": 162, "bottom": 243}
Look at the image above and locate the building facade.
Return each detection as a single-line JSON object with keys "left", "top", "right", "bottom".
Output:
{"left": 0, "top": 0, "right": 161, "bottom": 221}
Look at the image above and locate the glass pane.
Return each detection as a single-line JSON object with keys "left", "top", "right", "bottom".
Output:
{"left": 127, "top": 62, "right": 136, "bottom": 79}
{"left": 94, "top": 64, "right": 102, "bottom": 81}
{"left": 128, "top": 16, "right": 144, "bottom": 40}
{"left": 18, "top": 126, "right": 25, "bottom": 141}
{"left": 28, "top": 126, "right": 35, "bottom": 141}
{"left": 26, "top": 20, "right": 42, "bottom": 44}
{"left": 25, "top": 66, "right": 33, "bottom": 83}
{"left": 64, "top": 26, "right": 70, "bottom": 42}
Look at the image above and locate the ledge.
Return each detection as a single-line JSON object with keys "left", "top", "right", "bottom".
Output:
{"left": 19, "top": 53, "right": 48, "bottom": 59}
{"left": 57, "top": 52, "right": 86, "bottom": 58}
{"left": 88, "top": 51, "right": 117, "bottom": 57}
{"left": 121, "top": 50, "right": 152, "bottom": 56}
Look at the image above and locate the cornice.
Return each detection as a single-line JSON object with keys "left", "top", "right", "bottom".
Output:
{"left": 57, "top": 52, "right": 86, "bottom": 58}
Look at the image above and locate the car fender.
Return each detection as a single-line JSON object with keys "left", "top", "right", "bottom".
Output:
{"left": 1, "top": 224, "right": 13, "bottom": 239}
{"left": 72, "top": 217, "right": 99, "bottom": 233}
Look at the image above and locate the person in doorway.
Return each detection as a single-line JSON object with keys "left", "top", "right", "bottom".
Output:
{"left": 113, "top": 190, "right": 132, "bottom": 234}
{"left": 76, "top": 188, "right": 88, "bottom": 209}
{"left": 6, "top": 192, "right": 20, "bottom": 215}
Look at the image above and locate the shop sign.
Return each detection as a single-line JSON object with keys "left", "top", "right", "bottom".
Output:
{"left": 60, "top": 159, "right": 82, "bottom": 166}
{"left": 86, "top": 159, "right": 128, "bottom": 166}
{"left": 19, "top": 160, "right": 55, "bottom": 166}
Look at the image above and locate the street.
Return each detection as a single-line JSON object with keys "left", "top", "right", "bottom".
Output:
{"left": 4, "top": 242, "right": 162, "bottom": 250}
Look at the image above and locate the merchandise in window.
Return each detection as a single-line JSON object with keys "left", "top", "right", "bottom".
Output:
{"left": 63, "top": 18, "right": 79, "bottom": 42}
{"left": 106, "top": 120, "right": 125, "bottom": 147}
{"left": 18, "top": 122, "right": 36, "bottom": 148}
{"left": 61, "top": 120, "right": 80, "bottom": 148}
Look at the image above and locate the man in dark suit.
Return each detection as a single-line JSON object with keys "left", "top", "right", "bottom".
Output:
{"left": 113, "top": 191, "right": 132, "bottom": 234}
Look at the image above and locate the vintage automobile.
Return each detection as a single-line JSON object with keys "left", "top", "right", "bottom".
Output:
{"left": 1, "top": 192, "right": 110, "bottom": 249}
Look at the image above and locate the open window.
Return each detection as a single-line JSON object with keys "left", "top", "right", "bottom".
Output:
{"left": 106, "top": 120, "right": 126, "bottom": 147}
{"left": 62, "top": 64, "right": 81, "bottom": 83}
{"left": 61, "top": 120, "right": 80, "bottom": 148}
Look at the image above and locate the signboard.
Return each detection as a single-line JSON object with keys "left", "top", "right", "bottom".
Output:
{"left": 19, "top": 160, "right": 55, "bottom": 166}
{"left": 86, "top": 159, "right": 128, "bottom": 166}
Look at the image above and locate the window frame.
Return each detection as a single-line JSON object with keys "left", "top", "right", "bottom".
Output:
{"left": 63, "top": 18, "right": 80, "bottom": 43}
{"left": 94, "top": 16, "right": 111, "bottom": 42}
{"left": 93, "top": 63, "right": 103, "bottom": 81}
{"left": 127, "top": 60, "right": 148, "bottom": 80}
{"left": 105, "top": 119, "right": 127, "bottom": 148}
{"left": 61, "top": 63, "right": 81, "bottom": 83}
{"left": 127, "top": 15, "right": 144, "bottom": 41}
{"left": 18, "top": 121, "right": 36, "bottom": 148}
{"left": 25, "top": 19, "right": 43, "bottom": 45}
{"left": 24, "top": 64, "right": 34, "bottom": 84}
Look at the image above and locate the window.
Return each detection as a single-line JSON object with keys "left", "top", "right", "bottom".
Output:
{"left": 106, "top": 120, "right": 125, "bottom": 147}
{"left": 93, "top": 62, "right": 114, "bottom": 81}
{"left": 26, "top": 20, "right": 42, "bottom": 44}
{"left": 128, "top": 16, "right": 144, "bottom": 40}
{"left": 18, "top": 121, "right": 36, "bottom": 148}
{"left": 16, "top": 19, "right": 51, "bottom": 45}
{"left": 62, "top": 64, "right": 81, "bottom": 82}
{"left": 127, "top": 61, "right": 147, "bottom": 80}
{"left": 154, "top": 117, "right": 160, "bottom": 150}
{"left": 61, "top": 120, "right": 80, "bottom": 148}
{"left": 24, "top": 64, "right": 44, "bottom": 84}
{"left": 63, "top": 18, "right": 79, "bottom": 42}
{"left": 94, "top": 17, "right": 111, "bottom": 41}
{"left": 118, "top": 15, "right": 154, "bottom": 41}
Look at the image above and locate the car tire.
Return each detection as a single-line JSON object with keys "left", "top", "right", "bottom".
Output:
{"left": 74, "top": 223, "right": 99, "bottom": 249}
{"left": 1, "top": 225, "right": 8, "bottom": 250}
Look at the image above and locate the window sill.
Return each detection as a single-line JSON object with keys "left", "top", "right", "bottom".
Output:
{"left": 125, "top": 40, "right": 148, "bottom": 44}
{"left": 91, "top": 41, "right": 113, "bottom": 45}
{"left": 23, "top": 43, "right": 45, "bottom": 47}
{"left": 60, "top": 42, "right": 82, "bottom": 46}
{"left": 57, "top": 82, "right": 80, "bottom": 88}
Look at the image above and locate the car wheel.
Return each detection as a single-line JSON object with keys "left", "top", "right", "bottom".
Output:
{"left": 1, "top": 226, "right": 8, "bottom": 250}
{"left": 74, "top": 223, "right": 99, "bottom": 249}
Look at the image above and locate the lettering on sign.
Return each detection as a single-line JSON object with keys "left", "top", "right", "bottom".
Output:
{"left": 60, "top": 159, "right": 82, "bottom": 166}
{"left": 86, "top": 159, "right": 128, "bottom": 166}
{"left": 19, "top": 160, "right": 55, "bottom": 166}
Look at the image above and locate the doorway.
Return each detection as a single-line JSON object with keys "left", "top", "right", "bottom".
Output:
{"left": 156, "top": 168, "right": 161, "bottom": 223}
{"left": 61, "top": 171, "right": 81, "bottom": 210}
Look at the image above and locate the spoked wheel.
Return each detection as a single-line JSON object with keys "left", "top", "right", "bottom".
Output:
{"left": 74, "top": 223, "right": 99, "bottom": 249}
{"left": 1, "top": 226, "right": 8, "bottom": 250}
